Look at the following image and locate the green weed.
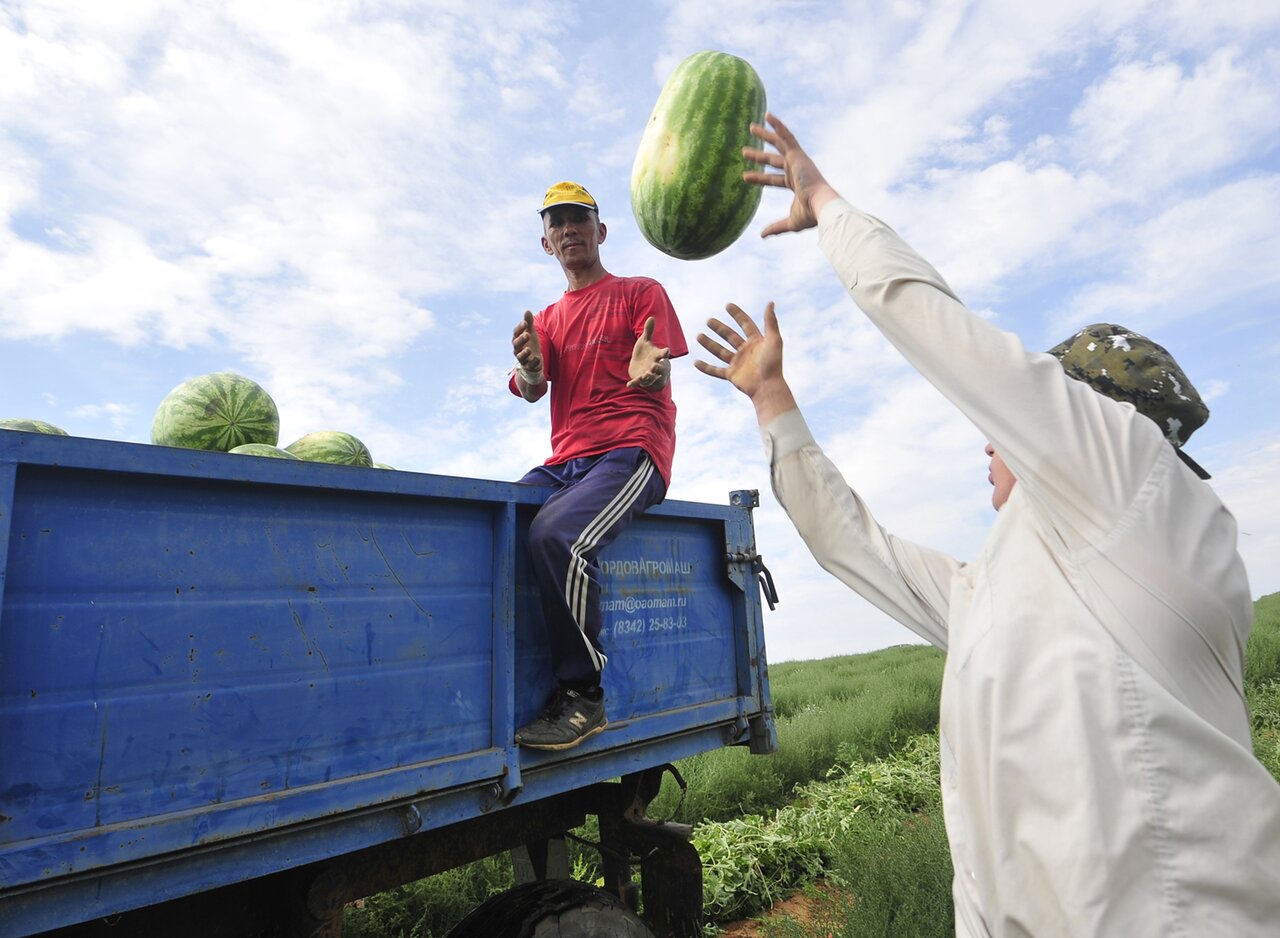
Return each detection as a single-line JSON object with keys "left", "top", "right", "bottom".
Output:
{"left": 695, "top": 733, "right": 943, "bottom": 923}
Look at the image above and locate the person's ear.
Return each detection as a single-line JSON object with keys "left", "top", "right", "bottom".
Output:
{"left": 542, "top": 235, "right": 554, "bottom": 255}
{"left": 597, "top": 221, "right": 607, "bottom": 243}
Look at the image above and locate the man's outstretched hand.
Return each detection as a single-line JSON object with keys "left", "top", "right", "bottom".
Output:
{"left": 695, "top": 302, "right": 797, "bottom": 425}
{"left": 742, "top": 113, "right": 841, "bottom": 238}
{"left": 628, "top": 317, "right": 672, "bottom": 390}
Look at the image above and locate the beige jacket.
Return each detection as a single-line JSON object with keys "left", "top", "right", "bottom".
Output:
{"left": 761, "top": 198, "right": 1280, "bottom": 937}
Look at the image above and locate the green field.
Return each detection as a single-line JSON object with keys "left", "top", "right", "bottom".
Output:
{"left": 345, "top": 593, "right": 1280, "bottom": 937}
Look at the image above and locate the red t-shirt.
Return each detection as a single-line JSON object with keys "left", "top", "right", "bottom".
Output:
{"left": 510, "top": 274, "right": 688, "bottom": 485}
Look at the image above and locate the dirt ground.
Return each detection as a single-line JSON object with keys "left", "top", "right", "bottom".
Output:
{"left": 713, "top": 883, "right": 841, "bottom": 937}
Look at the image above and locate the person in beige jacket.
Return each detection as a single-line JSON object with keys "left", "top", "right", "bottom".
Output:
{"left": 695, "top": 113, "right": 1280, "bottom": 937}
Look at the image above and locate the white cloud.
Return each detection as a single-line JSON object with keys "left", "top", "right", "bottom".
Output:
{"left": 1067, "top": 49, "right": 1280, "bottom": 194}
{"left": 890, "top": 161, "right": 1114, "bottom": 302}
{"left": 68, "top": 399, "right": 135, "bottom": 433}
{"left": 939, "top": 115, "right": 1014, "bottom": 166}
{"left": 0, "top": 217, "right": 217, "bottom": 346}
{"left": 1213, "top": 435, "right": 1280, "bottom": 601}
{"left": 1201, "top": 380, "right": 1230, "bottom": 404}
{"left": 1136, "top": 0, "right": 1280, "bottom": 53}
{"left": 1055, "top": 175, "right": 1280, "bottom": 332}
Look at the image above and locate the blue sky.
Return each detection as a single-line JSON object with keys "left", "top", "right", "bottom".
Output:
{"left": 3, "top": 0, "right": 1278, "bottom": 662}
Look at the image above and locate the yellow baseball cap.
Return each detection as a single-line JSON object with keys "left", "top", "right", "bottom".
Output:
{"left": 539, "top": 181, "right": 598, "bottom": 215}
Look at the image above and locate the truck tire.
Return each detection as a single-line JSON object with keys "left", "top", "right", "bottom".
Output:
{"left": 445, "top": 879, "right": 656, "bottom": 938}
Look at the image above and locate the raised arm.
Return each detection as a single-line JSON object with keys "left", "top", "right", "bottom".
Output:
{"left": 696, "top": 301, "right": 956, "bottom": 648}
{"left": 745, "top": 112, "right": 1167, "bottom": 541}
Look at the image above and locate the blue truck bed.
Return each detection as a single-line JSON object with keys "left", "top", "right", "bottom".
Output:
{"left": 0, "top": 429, "right": 775, "bottom": 936}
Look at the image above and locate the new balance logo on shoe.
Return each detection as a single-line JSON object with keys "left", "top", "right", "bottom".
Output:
{"left": 515, "top": 686, "right": 607, "bottom": 751}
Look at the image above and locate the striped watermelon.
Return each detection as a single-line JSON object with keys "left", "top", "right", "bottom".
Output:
{"left": 229, "top": 443, "right": 300, "bottom": 459}
{"left": 0, "top": 418, "right": 68, "bottom": 435}
{"left": 151, "top": 371, "right": 280, "bottom": 452}
{"left": 284, "top": 431, "right": 373, "bottom": 467}
{"left": 630, "top": 51, "right": 767, "bottom": 260}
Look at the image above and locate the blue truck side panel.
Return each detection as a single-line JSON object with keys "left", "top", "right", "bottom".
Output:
{"left": 0, "top": 430, "right": 774, "bottom": 935}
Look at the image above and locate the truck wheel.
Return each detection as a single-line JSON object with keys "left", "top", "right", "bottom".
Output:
{"left": 446, "top": 878, "right": 656, "bottom": 938}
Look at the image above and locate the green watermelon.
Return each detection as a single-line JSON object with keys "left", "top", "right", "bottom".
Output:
{"left": 0, "top": 418, "right": 68, "bottom": 435}
{"left": 373, "top": 462, "right": 395, "bottom": 470}
{"left": 151, "top": 371, "right": 280, "bottom": 452}
{"left": 284, "top": 431, "right": 373, "bottom": 467}
{"left": 228, "top": 443, "right": 300, "bottom": 459}
{"left": 630, "top": 50, "right": 767, "bottom": 260}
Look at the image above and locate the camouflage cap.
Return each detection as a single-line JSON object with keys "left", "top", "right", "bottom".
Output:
{"left": 1047, "top": 323, "right": 1211, "bottom": 478}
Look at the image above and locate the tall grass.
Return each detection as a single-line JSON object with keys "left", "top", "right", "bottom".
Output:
{"left": 695, "top": 734, "right": 952, "bottom": 932}
{"left": 1246, "top": 592, "right": 1280, "bottom": 779}
{"left": 648, "top": 644, "right": 943, "bottom": 823}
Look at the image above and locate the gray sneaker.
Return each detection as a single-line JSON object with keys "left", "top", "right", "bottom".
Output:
{"left": 515, "top": 687, "right": 607, "bottom": 751}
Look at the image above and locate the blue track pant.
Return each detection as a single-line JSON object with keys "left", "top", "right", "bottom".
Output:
{"left": 517, "top": 447, "right": 667, "bottom": 688}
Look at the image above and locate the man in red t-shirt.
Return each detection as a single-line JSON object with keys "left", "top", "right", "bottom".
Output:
{"left": 509, "top": 181, "right": 688, "bottom": 750}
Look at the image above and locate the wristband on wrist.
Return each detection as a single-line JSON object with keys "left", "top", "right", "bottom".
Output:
{"left": 517, "top": 364, "right": 545, "bottom": 386}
